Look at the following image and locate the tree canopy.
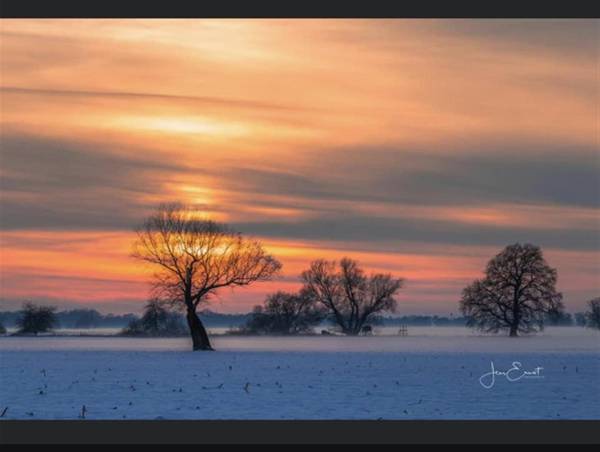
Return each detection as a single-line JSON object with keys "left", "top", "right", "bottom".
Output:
{"left": 16, "top": 303, "right": 58, "bottom": 335}
{"left": 243, "top": 290, "right": 324, "bottom": 335}
{"left": 460, "top": 243, "right": 564, "bottom": 336}
{"left": 301, "top": 258, "right": 403, "bottom": 335}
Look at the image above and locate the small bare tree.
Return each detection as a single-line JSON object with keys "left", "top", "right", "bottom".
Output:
{"left": 585, "top": 297, "right": 600, "bottom": 329}
{"left": 301, "top": 258, "right": 404, "bottom": 335}
{"left": 16, "top": 303, "right": 58, "bottom": 335}
{"left": 121, "top": 298, "right": 187, "bottom": 337}
{"left": 460, "top": 243, "right": 564, "bottom": 337}
{"left": 131, "top": 204, "right": 281, "bottom": 350}
{"left": 244, "top": 290, "right": 324, "bottom": 335}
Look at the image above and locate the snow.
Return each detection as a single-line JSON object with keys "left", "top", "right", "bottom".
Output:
{"left": 1, "top": 327, "right": 598, "bottom": 420}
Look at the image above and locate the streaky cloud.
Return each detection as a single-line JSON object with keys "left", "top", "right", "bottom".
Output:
{"left": 0, "top": 86, "right": 314, "bottom": 113}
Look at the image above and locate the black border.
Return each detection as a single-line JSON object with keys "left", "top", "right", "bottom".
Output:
{"left": 1, "top": 420, "right": 599, "bottom": 444}
{"left": 0, "top": 1, "right": 598, "bottom": 19}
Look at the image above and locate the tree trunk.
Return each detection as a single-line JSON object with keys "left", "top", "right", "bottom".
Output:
{"left": 186, "top": 309, "right": 214, "bottom": 351}
{"left": 510, "top": 291, "right": 520, "bottom": 337}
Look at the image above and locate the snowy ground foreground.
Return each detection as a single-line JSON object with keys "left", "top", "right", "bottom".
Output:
{"left": 1, "top": 327, "right": 598, "bottom": 420}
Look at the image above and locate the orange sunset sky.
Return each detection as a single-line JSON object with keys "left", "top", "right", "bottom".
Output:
{"left": 0, "top": 19, "right": 598, "bottom": 314}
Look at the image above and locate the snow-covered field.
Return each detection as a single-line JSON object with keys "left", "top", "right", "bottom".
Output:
{"left": 1, "top": 327, "right": 598, "bottom": 420}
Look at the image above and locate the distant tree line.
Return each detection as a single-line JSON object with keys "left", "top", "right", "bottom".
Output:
{"left": 0, "top": 308, "right": 137, "bottom": 329}
{"left": 0, "top": 306, "right": 254, "bottom": 331}
{"left": 377, "top": 315, "right": 468, "bottom": 326}
{"left": 1, "top": 297, "right": 597, "bottom": 338}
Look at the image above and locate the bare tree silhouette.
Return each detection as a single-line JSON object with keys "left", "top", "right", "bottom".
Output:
{"left": 301, "top": 258, "right": 403, "bottom": 335}
{"left": 16, "top": 303, "right": 58, "bottom": 335}
{"left": 121, "top": 298, "right": 187, "bottom": 337}
{"left": 244, "top": 290, "right": 324, "bottom": 335}
{"left": 131, "top": 204, "right": 281, "bottom": 350}
{"left": 460, "top": 243, "right": 564, "bottom": 337}
{"left": 585, "top": 297, "right": 600, "bottom": 330}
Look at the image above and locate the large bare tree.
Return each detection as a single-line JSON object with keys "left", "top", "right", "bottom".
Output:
{"left": 131, "top": 204, "right": 281, "bottom": 350}
{"left": 301, "top": 258, "right": 404, "bottom": 335}
{"left": 460, "top": 243, "right": 564, "bottom": 337}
